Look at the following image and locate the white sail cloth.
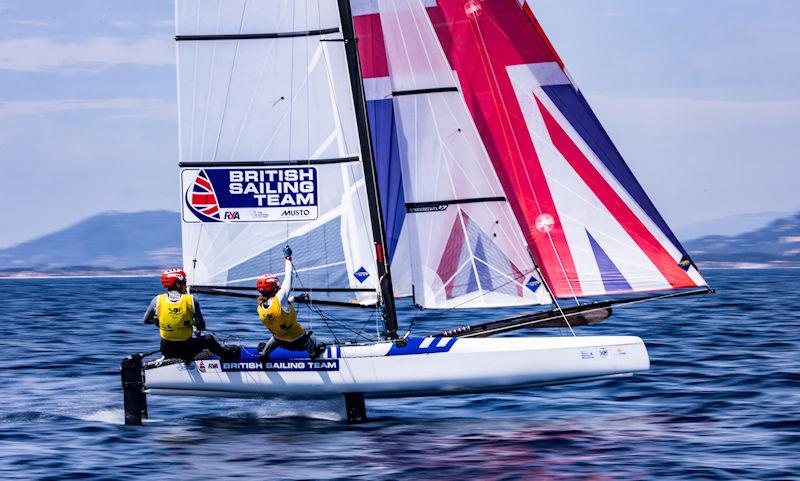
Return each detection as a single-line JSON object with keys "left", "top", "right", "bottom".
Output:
{"left": 176, "top": 0, "right": 377, "bottom": 302}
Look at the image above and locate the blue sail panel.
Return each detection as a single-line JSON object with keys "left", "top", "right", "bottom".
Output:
{"left": 586, "top": 230, "right": 632, "bottom": 293}
{"left": 367, "top": 98, "right": 405, "bottom": 262}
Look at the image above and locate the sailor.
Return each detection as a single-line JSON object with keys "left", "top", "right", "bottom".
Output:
{"left": 256, "top": 246, "right": 324, "bottom": 362}
{"left": 143, "top": 268, "right": 239, "bottom": 363}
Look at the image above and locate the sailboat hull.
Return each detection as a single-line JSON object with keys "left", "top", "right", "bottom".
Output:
{"left": 144, "top": 336, "right": 649, "bottom": 399}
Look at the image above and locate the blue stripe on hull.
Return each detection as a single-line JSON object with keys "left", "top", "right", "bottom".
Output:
{"left": 386, "top": 337, "right": 457, "bottom": 356}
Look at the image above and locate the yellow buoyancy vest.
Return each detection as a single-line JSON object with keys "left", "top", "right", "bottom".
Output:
{"left": 156, "top": 293, "right": 195, "bottom": 341}
{"left": 257, "top": 297, "right": 304, "bottom": 341}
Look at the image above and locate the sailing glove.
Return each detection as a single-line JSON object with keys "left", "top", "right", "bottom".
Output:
{"left": 283, "top": 245, "right": 292, "bottom": 259}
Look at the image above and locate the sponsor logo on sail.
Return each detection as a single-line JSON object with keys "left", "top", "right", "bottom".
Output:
{"left": 281, "top": 209, "right": 311, "bottom": 218}
{"left": 525, "top": 277, "right": 541, "bottom": 293}
{"left": 407, "top": 204, "right": 448, "bottom": 213}
{"left": 182, "top": 166, "right": 319, "bottom": 223}
{"left": 186, "top": 169, "right": 221, "bottom": 222}
{"left": 353, "top": 267, "right": 370, "bottom": 283}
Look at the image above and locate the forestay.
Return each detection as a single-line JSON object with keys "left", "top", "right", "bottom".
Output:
{"left": 375, "top": 0, "right": 550, "bottom": 308}
{"left": 176, "top": 0, "right": 377, "bottom": 301}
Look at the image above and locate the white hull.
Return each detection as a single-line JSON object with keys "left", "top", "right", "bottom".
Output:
{"left": 144, "top": 335, "right": 649, "bottom": 399}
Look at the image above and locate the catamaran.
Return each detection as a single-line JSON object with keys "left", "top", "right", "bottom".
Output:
{"left": 121, "top": 0, "right": 711, "bottom": 424}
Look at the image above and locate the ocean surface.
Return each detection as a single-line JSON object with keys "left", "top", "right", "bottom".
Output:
{"left": 0, "top": 269, "right": 798, "bottom": 480}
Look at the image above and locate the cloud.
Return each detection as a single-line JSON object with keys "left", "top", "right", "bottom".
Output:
{"left": 6, "top": 19, "right": 51, "bottom": 27}
{"left": 0, "top": 36, "right": 173, "bottom": 72}
{"left": 0, "top": 98, "right": 175, "bottom": 120}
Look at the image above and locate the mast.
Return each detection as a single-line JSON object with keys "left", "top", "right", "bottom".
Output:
{"left": 336, "top": 0, "right": 399, "bottom": 339}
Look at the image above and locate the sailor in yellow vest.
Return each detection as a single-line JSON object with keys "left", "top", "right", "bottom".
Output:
{"left": 256, "top": 246, "right": 324, "bottom": 362}
{"left": 143, "top": 268, "right": 239, "bottom": 362}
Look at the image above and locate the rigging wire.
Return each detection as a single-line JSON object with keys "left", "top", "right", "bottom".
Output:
{"left": 290, "top": 258, "right": 377, "bottom": 343}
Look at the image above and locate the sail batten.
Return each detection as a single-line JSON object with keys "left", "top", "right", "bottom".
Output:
{"left": 179, "top": 156, "right": 360, "bottom": 168}
{"left": 175, "top": 28, "right": 341, "bottom": 42}
{"left": 405, "top": 196, "right": 507, "bottom": 212}
{"left": 392, "top": 86, "right": 459, "bottom": 96}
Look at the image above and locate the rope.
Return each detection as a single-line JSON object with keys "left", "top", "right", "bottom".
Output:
{"left": 289, "top": 257, "right": 377, "bottom": 343}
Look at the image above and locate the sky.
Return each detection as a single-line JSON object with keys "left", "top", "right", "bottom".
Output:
{"left": 0, "top": 0, "right": 798, "bottom": 248}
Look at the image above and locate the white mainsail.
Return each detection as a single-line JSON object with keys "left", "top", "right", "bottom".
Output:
{"left": 176, "top": 0, "right": 378, "bottom": 301}
{"left": 376, "top": 0, "right": 550, "bottom": 308}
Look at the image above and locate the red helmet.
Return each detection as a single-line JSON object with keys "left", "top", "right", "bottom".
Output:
{"left": 256, "top": 274, "right": 279, "bottom": 294}
{"left": 161, "top": 268, "right": 187, "bottom": 289}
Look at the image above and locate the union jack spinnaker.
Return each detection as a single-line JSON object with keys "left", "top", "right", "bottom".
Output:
{"left": 353, "top": 0, "right": 707, "bottom": 305}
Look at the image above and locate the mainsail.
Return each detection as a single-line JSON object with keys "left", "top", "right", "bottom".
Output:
{"left": 355, "top": 0, "right": 707, "bottom": 303}
{"left": 176, "top": 0, "right": 384, "bottom": 307}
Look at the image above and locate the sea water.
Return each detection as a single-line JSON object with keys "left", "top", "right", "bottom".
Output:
{"left": 0, "top": 269, "right": 798, "bottom": 480}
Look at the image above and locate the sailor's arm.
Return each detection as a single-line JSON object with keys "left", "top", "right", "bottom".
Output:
{"left": 143, "top": 297, "right": 158, "bottom": 326}
{"left": 192, "top": 295, "right": 207, "bottom": 331}
{"left": 276, "top": 246, "right": 293, "bottom": 309}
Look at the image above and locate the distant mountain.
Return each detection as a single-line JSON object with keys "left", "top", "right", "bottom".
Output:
{"left": 0, "top": 211, "right": 180, "bottom": 271}
{"left": 675, "top": 211, "right": 792, "bottom": 241}
{"left": 685, "top": 212, "right": 800, "bottom": 267}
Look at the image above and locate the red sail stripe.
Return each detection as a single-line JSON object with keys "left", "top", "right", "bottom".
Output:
{"left": 534, "top": 95, "right": 695, "bottom": 288}
{"left": 354, "top": 13, "right": 389, "bottom": 79}
{"left": 201, "top": 206, "right": 219, "bottom": 215}
{"left": 428, "top": 2, "right": 582, "bottom": 297}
